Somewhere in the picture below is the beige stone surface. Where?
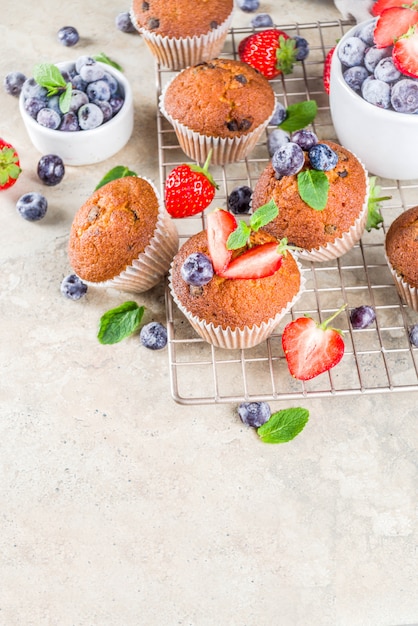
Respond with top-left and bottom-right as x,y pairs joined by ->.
1,2 -> 418,625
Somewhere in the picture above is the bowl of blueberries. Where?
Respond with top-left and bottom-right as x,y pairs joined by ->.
19,55 -> 134,166
329,17 -> 418,181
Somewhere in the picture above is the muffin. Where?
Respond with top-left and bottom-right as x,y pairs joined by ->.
130,0 -> 234,70
68,176 -> 179,293
169,215 -> 304,349
159,58 -> 276,165
252,141 -> 369,262
385,206 -> 418,311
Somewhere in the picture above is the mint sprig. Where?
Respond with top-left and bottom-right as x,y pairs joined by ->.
226,199 -> 278,250
33,63 -> 72,114
257,407 -> 309,444
95,165 -> 138,190
93,52 -> 123,71
279,100 -> 318,133
366,175 -> 390,232
297,169 -> 329,211
98,301 -> 145,344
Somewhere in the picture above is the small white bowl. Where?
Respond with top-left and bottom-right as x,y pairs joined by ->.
19,61 -> 134,166
329,18 -> 418,181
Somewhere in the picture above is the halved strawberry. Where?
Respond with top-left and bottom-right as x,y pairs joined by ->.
373,6 -> 418,48
218,242 -> 282,280
372,0 -> 416,17
206,209 -> 237,274
0,138 -> 21,190
393,24 -> 418,77
238,29 -> 298,79
282,305 -> 346,381
323,46 -> 335,95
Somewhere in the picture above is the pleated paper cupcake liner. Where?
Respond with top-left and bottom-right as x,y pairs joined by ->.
385,254 -> 418,312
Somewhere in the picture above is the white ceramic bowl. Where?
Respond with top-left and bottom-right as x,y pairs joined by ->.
19,61 -> 134,166
329,18 -> 418,181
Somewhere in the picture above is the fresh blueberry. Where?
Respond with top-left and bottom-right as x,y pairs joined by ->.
250,13 -> 274,28
16,192 -> 48,222
356,19 -> 377,46
181,252 -> 214,286
21,77 -> 48,100
374,57 -> 401,83
102,71 -> 119,95
59,111 -> 80,131
79,59 -> 105,83
361,76 -> 391,109
3,71 -> 26,96
237,0 -> 260,12
78,103 -> 104,130
391,79 -> 418,114
227,185 -> 253,214
272,142 -> 304,177
267,128 -> 290,157
238,402 -> 271,428
86,79 -> 111,102
308,143 -> 338,171
139,322 -> 168,350
337,36 -> 367,67
95,100 -> 113,123
36,108 -> 61,129
350,305 -> 376,329
364,46 -> 391,73
115,11 -> 136,33
294,35 -> 310,61
46,95 -> 62,116
269,100 -> 287,126
291,129 -> 318,150
57,26 -> 80,47
69,89 -> 89,113
60,274 -> 88,300
37,154 -> 65,186
109,95 -> 124,115
408,324 -> 418,347
70,74 -> 88,91
343,65 -> 369,91
75,55 -> 96,74
24,96 -> 48,119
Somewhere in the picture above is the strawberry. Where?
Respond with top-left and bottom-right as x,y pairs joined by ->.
392,24 -> 418,77
373,6 -> 418,48
323,46 -> 335,95
218,242 -> 283,279
164,150 -> 218,218
372,0 -> 416,16
282,305 -> 346,381
207,209 -> 236,274
0,138 -> 21,190
238,29 -> 299,79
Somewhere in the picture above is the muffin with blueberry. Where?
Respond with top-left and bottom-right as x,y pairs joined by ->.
159,58 -> 275,165
385,206 -> 418,312
252,138 -> 369,262
130,0 -> 234,70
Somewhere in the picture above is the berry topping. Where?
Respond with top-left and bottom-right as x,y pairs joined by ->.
408,324 -> 418,347
139,322 -> 168,350
57,26 -> 79,47
16,192 -> 48,221
272,142 -> 305,177
3,71 -> 26,97
308,143 -> 338,171
227,185 -> 253,214
238,29 -> 305,79
238,402 -> 271,427
37,154 -> 65,186
206,209 -> 236,274
60,274 -> 88,300
290,129 -> 318,150
181,253 -> 214,286
350,305 -> 376,329
218,242 -> 283,280
0,139 -> 21,190
115,12 -> 136,33
373,7 -> 418,49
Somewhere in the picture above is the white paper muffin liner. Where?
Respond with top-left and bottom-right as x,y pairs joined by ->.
297,160 -> 370,263
159,76 -> 275,165
130,9 -> 233,71
385,253 -> 418,312
168,255 -> 306,350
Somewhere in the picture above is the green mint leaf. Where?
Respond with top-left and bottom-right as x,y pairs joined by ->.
227,220 -> 251,250
93,53 -> 123,71
279,100 -> 318,133
366,176 -> 389,232
98,301 -> 145,345
297,169 -> 329,211
95,165 -> 138,190
257,407 -> 309,444
250,199 -> 278,231
59,83 -> 72,114
33,63 -> 67,90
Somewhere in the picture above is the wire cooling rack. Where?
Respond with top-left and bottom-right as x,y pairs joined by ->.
155,20 -> 418,405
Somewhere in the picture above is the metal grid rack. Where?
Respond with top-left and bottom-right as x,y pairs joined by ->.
155,20 -> 418,405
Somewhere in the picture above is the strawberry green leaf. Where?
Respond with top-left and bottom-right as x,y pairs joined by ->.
276,35 -> 297,75
93,53 -> 123,71
98,301 -> 145,344
257,407 -> 309,443
226,220 -> 251,250
279,100 -> 318,133
95,165 -> 138,190
366,176 -> 389,232
297,169 -> 329,211
250,199 -> 279,231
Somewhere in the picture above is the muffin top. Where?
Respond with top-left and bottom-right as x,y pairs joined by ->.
131,0 -> 233,39
252,141 -> 367,251
385,206 -> 418,287
68,176 -> 160,283
162,58 -> 275,139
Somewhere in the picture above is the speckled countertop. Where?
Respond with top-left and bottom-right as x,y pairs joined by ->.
1,2 -> 417,625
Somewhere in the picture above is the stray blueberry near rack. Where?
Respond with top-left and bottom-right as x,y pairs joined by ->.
115,12 -> 136,33
238,402 -> 271,428
37,154 -> 65,186
227,185 -> 253,214
408,324 -> 418,347
60,274 -> 88,300
57,26 -> 80,47
294,35 -> 310,61
140,322 -> 168,350
350,305 -> 376,329
237,0 -> 260,12
267,128 -> 289,157
250,13 -> 274,28
16,192 -> 48,221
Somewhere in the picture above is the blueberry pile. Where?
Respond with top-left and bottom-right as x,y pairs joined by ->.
338,20 -> 418,113
270,130 -> 338,178
21,56 -> 125,132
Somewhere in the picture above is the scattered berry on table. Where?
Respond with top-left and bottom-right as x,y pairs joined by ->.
57,26 -> 80,47
3,71 -> 26,97
37,154 -> 65,186
0,139 -> 21,191
250,13 -> 274,28
308,143 -> 338,171
227,185 -> 253,214
294,35 -> 310,61
181,253 -> 214,286
238,402 -> 271,427
267,128 -> 290,156
139,322 -> 168,350
60,274 -> 88,300
16,192 -> 47,221
349,305 -> 376,329
269,100 -> 287,126
272,142 -> 305,177
291,129 -> 318,150
391,79 -> 418,113
408,324 -> 418,347
115,11 -> 136,33
237,0 -> 260,12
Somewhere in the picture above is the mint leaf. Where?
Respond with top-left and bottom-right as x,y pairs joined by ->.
98,301 -> 145,344
257,407 -> 309,444
95,165 -> 138,190
227,220 -> 251,250
33,63 -> 67,93
93,53 -> 123,71
279,100 -> 318,133
250,199 -> 278,231
59,83 -> 72,114
297,169 -> 329,211
366,176 -> 389,232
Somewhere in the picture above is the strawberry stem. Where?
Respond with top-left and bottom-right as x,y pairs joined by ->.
189,149 -> 218,189
318,303 -> 347,331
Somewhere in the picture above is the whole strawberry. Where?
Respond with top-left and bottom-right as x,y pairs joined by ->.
323,46 -> 335,95
238,29 -> 303,79
164,150 -> 218,218
0,138 -> 21,190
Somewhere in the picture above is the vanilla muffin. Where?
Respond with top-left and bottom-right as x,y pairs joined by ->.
385,206 -> 418,311
130,0 -> 234,70
160,58 -> 276,165
68,176 -> 179,293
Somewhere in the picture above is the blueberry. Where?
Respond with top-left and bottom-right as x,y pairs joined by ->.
69,89 -> 89,113
308,143 -> 338,171
16,192 -> 48,222
109,95 -> 124,115
46,95 -> 62,116
86,79 -> 111,102
290,129 -> 318,150
237,0 -> 260,12
21,77 -> 48,100
37,154 -> 65,186
24,96 -> 48,118
294,35 -> 310,61
250,13 -> 274,28
78,103 -> 104,130
361,76 -> 391,109
60,274 -> 88,300
408,324 -> 418,347
356,19 -> 377,46
75,55 -> 95,74
115,11 -> 136,33
269,100 -> 287,126
238,402 -> 271,428
139,322 -> 168,350
350,305 -> 376,329
343,65 -> 369,91
181,253 -> 214,286
59,111 -> 80,131
36,107 -> 61,129
364,46 -> 391,73
391,79 -> 418,114
95,100 -> 113,123
267,128 -> 290,157
57,26 -> 80,47
272,142 -> 305,177
338,36 -> 367,67
102,71 -> 119,95
374,57 -> 401,83
3,71 -> 26,96
70,74 -> 88,91
77,58 -> 105,82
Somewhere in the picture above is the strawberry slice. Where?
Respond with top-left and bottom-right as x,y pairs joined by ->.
218,242 -> 283,279
206,209 -> 237,274
373,7 -> 418,48
372,0 -> 415,16
282,305 -> 346,381
323,46 -> 335,95
393,24 -> 418,77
